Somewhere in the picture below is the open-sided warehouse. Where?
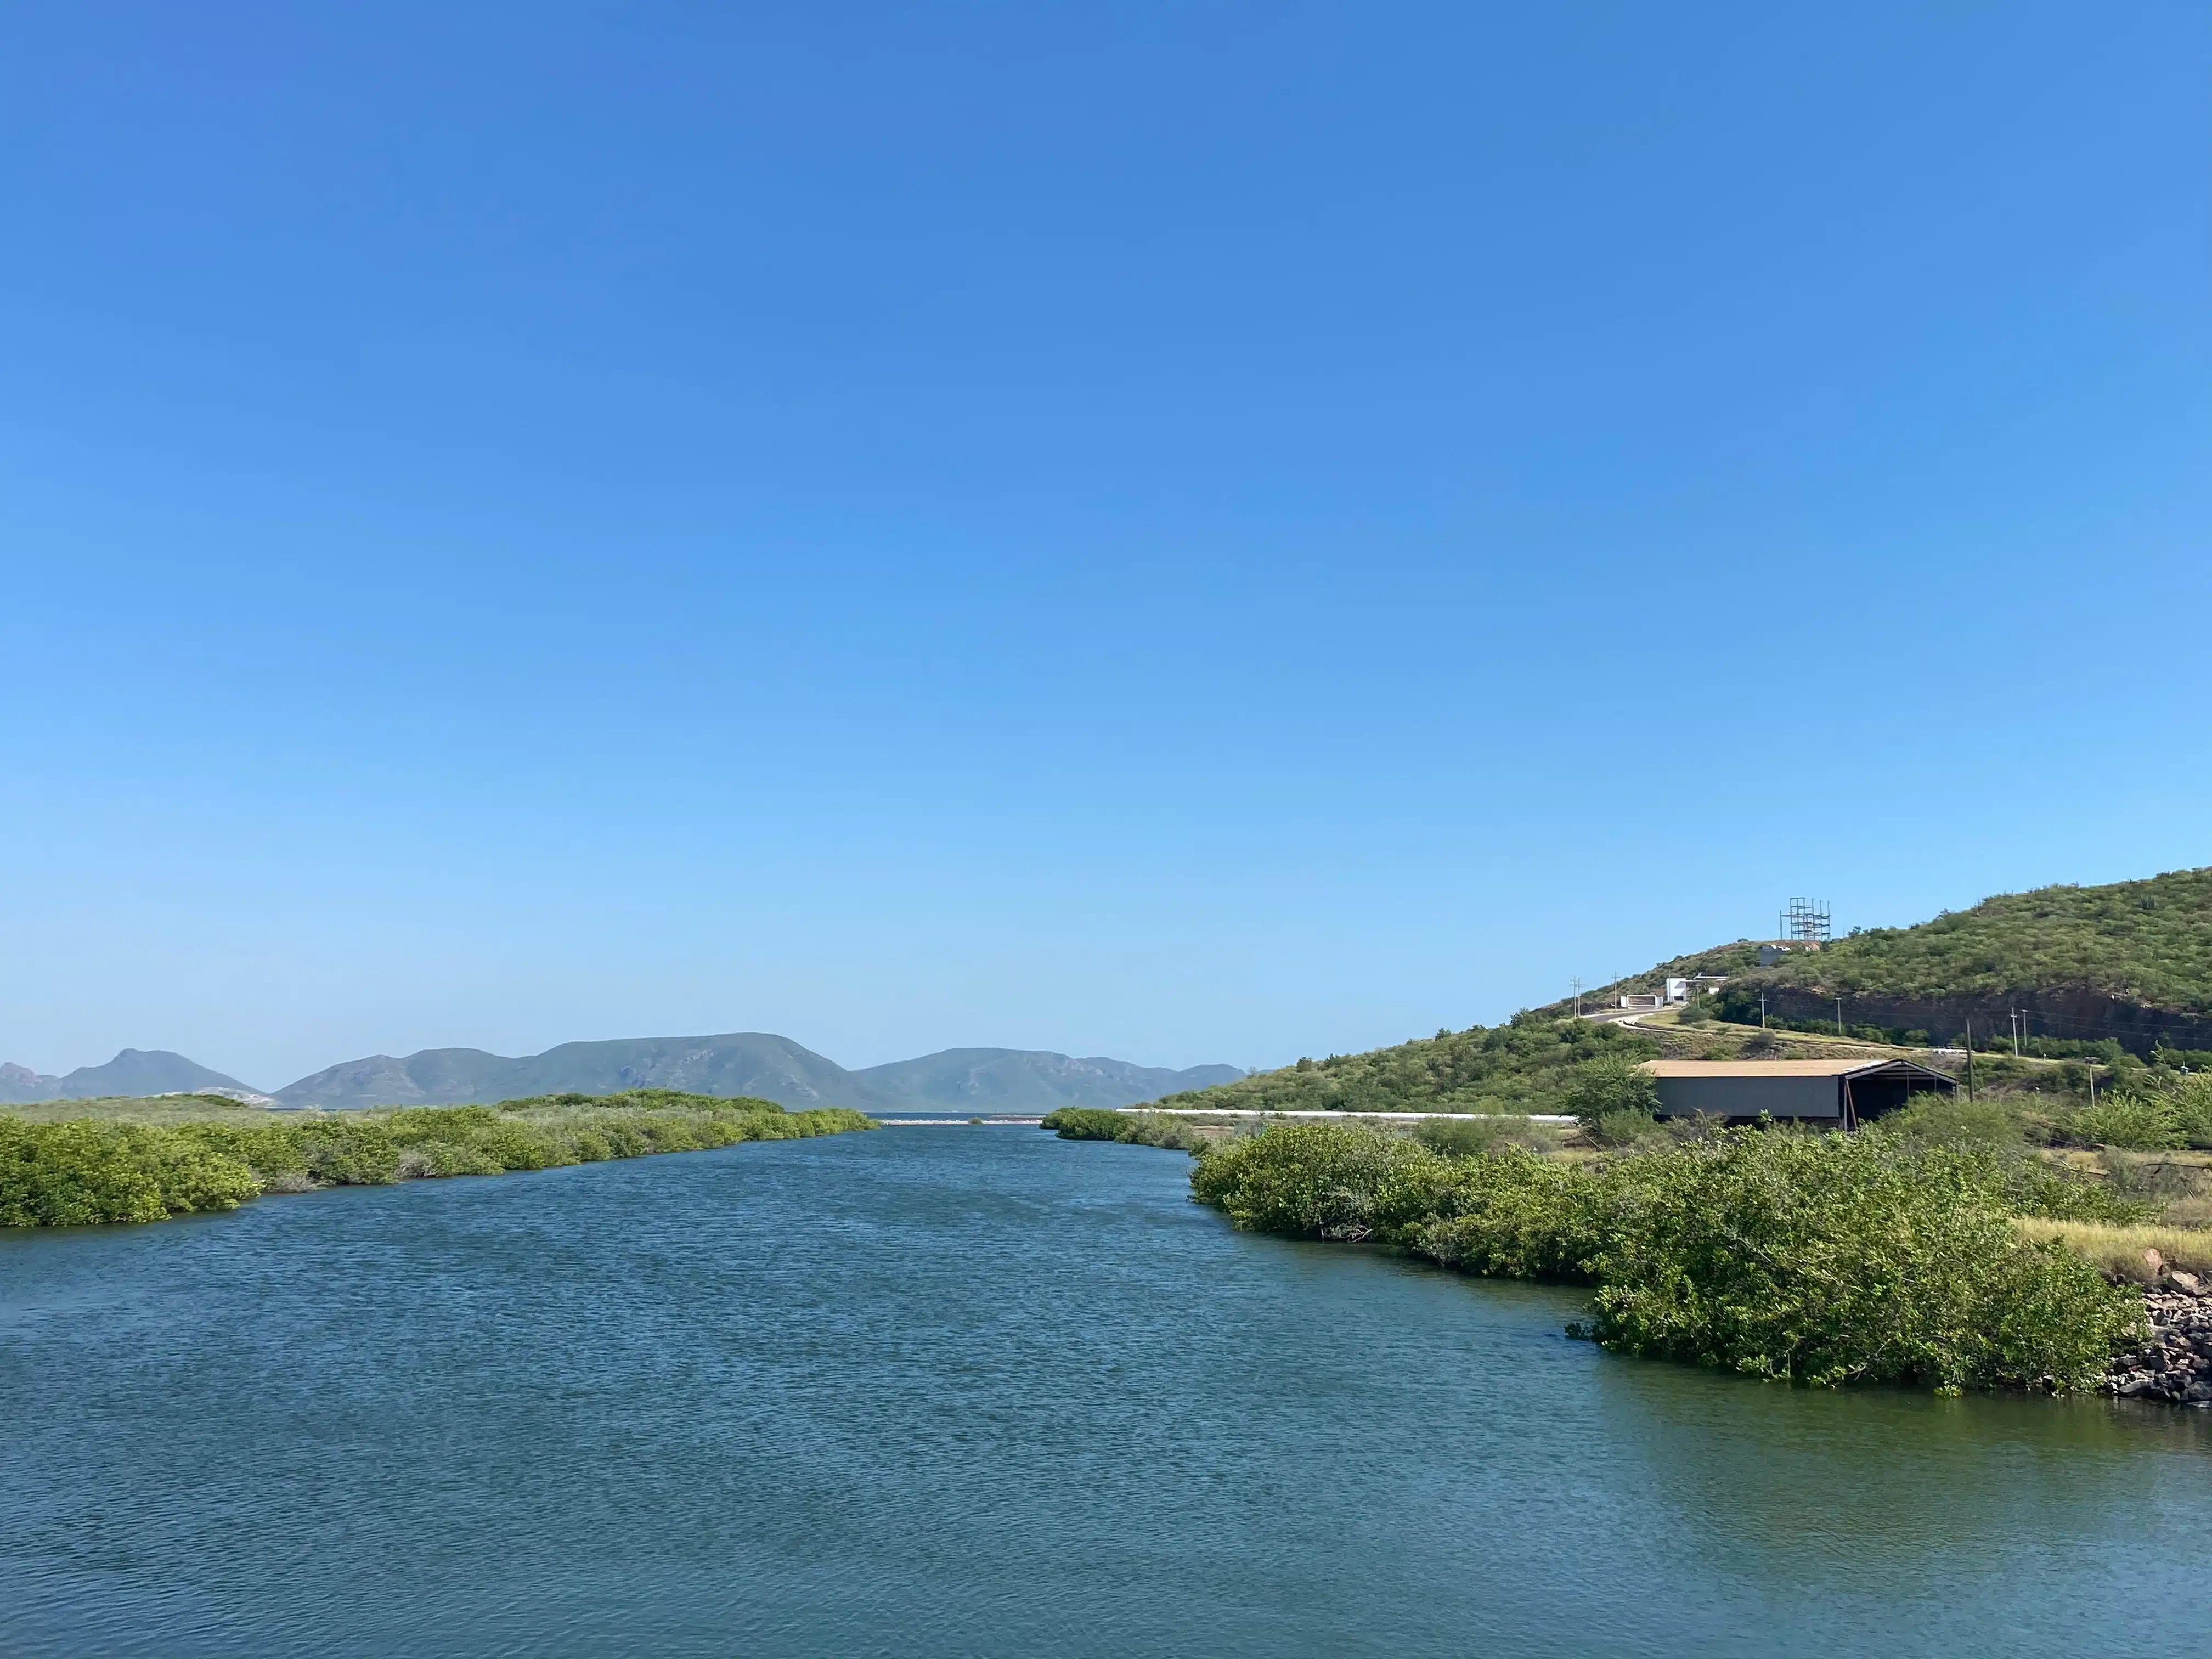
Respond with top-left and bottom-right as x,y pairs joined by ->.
1638,1058 -> 1956,1128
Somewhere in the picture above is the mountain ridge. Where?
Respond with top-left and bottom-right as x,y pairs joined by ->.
851,1048 -> 1243,1111
0,1049 -> 258,1103
0,1035 -> 1244,1113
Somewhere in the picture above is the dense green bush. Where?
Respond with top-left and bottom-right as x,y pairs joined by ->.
2166,1073 -> 2212,1148
1878,1094 -> 2024,1150
2067,1093 -> 2185,1152
1187,1120 -> 2143,1393
1728,866 -> 2212,1015
1,1093 -> 876,1229
1042,1108 -> 1217,1153
1981,1152 -> 2154,1224
0,1121 -> 261,1226
1565,1055 -> 1662,1147
1410,1115 -> 1547,1157
1583,1135 -> 2138,1391
1410,1150 -> 1610,1279
1188,1119 -> 1438,1241
2100,1071 -> 2212,1150
1043,1108 -> 1135,1140
2035,1070 -> 2212,1152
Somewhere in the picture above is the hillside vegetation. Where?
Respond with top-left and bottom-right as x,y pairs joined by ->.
1757,868 -> 2212,1011
0,1091 -> 873,1228
1152,1017 -> 1657,1115
1606,868 -> 2212,1056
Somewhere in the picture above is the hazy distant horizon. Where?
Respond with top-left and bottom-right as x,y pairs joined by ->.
4,1031 -> 1254,1100
5,4 -> 2205,1091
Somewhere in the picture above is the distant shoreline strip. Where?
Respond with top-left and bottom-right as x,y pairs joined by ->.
871,1109 -> 1575,1124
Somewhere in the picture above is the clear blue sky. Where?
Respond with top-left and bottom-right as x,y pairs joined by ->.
4,3 -> 2207,1090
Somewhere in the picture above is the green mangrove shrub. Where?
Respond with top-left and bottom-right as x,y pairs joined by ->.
1,1093 -> 875,1228
1582,1133 -> 2139,1391
0,1120 -> 261,1227
1187,1118 -> 1439,1241
1187,1120 -> 2143,1393
1410,1150 -> 1611,1279
1042,1108 -> 1217,1153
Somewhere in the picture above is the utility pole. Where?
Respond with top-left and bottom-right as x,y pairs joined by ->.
1571,978 -> 1583,1018
2011,1009 -> 2021,1058
1965,1016 -> 1975,1101
1836,997 -> 1845,1037
1760,994 -> 1768,1030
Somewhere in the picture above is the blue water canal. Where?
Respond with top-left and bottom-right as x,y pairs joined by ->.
4,1125 -> 2209,1657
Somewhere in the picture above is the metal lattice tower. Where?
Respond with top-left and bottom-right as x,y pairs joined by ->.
1780,897 -> 1832,944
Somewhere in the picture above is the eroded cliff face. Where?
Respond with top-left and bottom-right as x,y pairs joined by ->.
1753,986 -> 2212,1056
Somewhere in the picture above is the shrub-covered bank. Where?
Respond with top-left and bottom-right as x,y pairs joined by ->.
0,1091 -> 875,1228
1187,1120 -> 2145,1395
1041,1107 -> 1228,1152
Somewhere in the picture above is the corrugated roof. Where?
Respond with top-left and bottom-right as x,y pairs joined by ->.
1639,1059 -> 1942,1079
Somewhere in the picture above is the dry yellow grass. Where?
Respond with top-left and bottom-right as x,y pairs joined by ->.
2014,1218 -> 2212,1283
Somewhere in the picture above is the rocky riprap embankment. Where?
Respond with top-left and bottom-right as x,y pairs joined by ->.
2104,1266 -> 2212,1407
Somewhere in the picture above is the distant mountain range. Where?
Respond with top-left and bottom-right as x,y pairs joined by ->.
0,1034 -> 1244,1114
0,1049 -> 266,1104
849,1047 -> 1233,1112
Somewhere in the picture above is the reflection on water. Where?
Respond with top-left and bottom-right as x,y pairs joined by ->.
1587,1337 -> 2212,1652
2,1129 -> 2206,1659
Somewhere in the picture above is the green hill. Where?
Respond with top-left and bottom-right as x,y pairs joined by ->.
849,1049 -> 1243,1110
1151,1017 -> 1658,1116
1153,865 -> 2212,1116
272,1034 -> 864,1110
1678,868 -> 2212,1057
268,1034 -> 1245,1113
0,1049 -> 262,1104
